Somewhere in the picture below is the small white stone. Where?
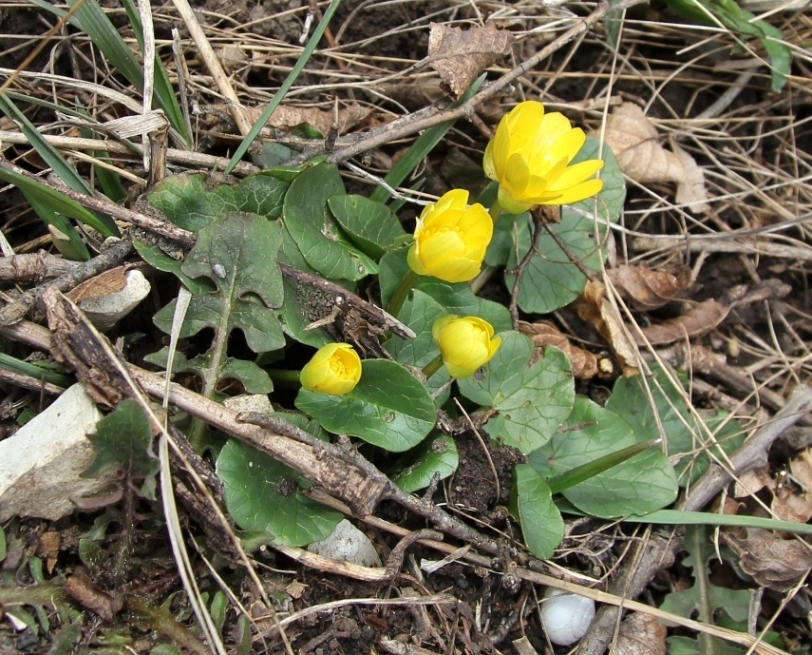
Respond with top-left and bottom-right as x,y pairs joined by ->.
0,384 -> 115,521
307,519 -> 382,567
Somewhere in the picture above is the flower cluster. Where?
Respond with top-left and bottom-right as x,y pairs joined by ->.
307,101 -> 603,386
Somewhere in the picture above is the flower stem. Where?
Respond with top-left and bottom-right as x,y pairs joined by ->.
488,201 -> 503,223
470,264 -> 498,294
386,269 -> 418,318
269,368 -> 303,389
421,354 -> 444,379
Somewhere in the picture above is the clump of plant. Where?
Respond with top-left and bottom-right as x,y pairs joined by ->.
129,98 -> 743,559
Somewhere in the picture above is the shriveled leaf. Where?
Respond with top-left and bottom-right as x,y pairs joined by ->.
529,397 -> 677,517
242,102 -> 371,136
428,23 -> 513,97
510,464 -> 564,559
601,103 -> 709,211
458,332 -> 574,454
283,163 -> 377,281
393,434 -> 459,493
216,439 -> 342,547
771,449 -> 812,524
296,359 -> 436,452
328,194 -> 406,259
154,212 -> 286,354
606,264 -> 692,311
723,527 -> 812,591
574,280 -> 639,374
518,319 -> 614,380
634,299 -> 730,346
83,399 -> 159,500
616,613 -> 667,655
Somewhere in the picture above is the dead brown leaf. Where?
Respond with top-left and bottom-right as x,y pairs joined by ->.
615,612 -> 667,655
428,23 -> 513,97
634,299 -> 730,346
771,449 -> 812,524
723,527 -> 812,591
241,103 -> 371,136
518,320 -> 615,379
68,266 -> 129,304
574,280 -> 639,375
607,264 -> 692,311
601,103 -> 709,212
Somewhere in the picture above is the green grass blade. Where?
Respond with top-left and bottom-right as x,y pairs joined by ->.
225,0 -> 343,174
28,0 -> 188,141
369,74 -> 486,204
0,93 -> 119,237
0,352 -> 73,388
0,163 -> 113,245
25,194 -> 90,261
546,439 -> 661,495
624,508 -> 812,536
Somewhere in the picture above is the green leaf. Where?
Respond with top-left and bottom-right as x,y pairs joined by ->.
328,194 -> 407,259
132,239 -> 214,295
384,290 -> 451,404
393,434 -> 459,493
216,439 -> 342,547
153,212 -> 286,354
379,246 -> 479,315
83,399 -> 159,499
149,349 -> 273,394
283,163 -> 377,281
147,172 -> 289,233
295,359 -> 436,452
507,137 -> 625,314
510,464 -> 564,559
605,364 -> 744,485
621,509 -> 812,536
0,525 -> 6,562
529,397 -> 677,518
457,333 -> 575,454
661,526 -> 752,627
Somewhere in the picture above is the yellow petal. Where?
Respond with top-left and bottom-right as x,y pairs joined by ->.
546,159 -> 604,191
547,178 -> 604,205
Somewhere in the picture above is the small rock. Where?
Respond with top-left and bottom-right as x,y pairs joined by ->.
0,384 -> 116,521
307,519 -> 382,567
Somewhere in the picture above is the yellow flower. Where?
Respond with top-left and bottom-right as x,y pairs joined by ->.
407,189 -> 493,283
432,315 -> 501,379
483,100 -> 604,214
300,343 -> 362,395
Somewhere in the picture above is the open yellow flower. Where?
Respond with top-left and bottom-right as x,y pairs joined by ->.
483,100 -> 604,214
407,189 -> 493,283
432,315 -> 501,379
300,343 -> 362,395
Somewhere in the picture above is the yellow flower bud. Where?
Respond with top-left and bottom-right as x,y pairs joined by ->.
483,100 -> 604,214
300,343 -> 362,395
407,189 -> 493,283
432,315 -> 501,379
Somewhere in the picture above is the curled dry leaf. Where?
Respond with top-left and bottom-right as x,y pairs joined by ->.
601,102 -> 709,212
67,266 -> 151,331
518,320 -> 615,380
722,527 -> 812,591
607,264 -> 692,311
634,299 -> 730,347
428,23 -> 513,97
574,280 -> 639,375
241,102 -> 371,136
771,449 -> 812,524
615,612 -> 667,655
